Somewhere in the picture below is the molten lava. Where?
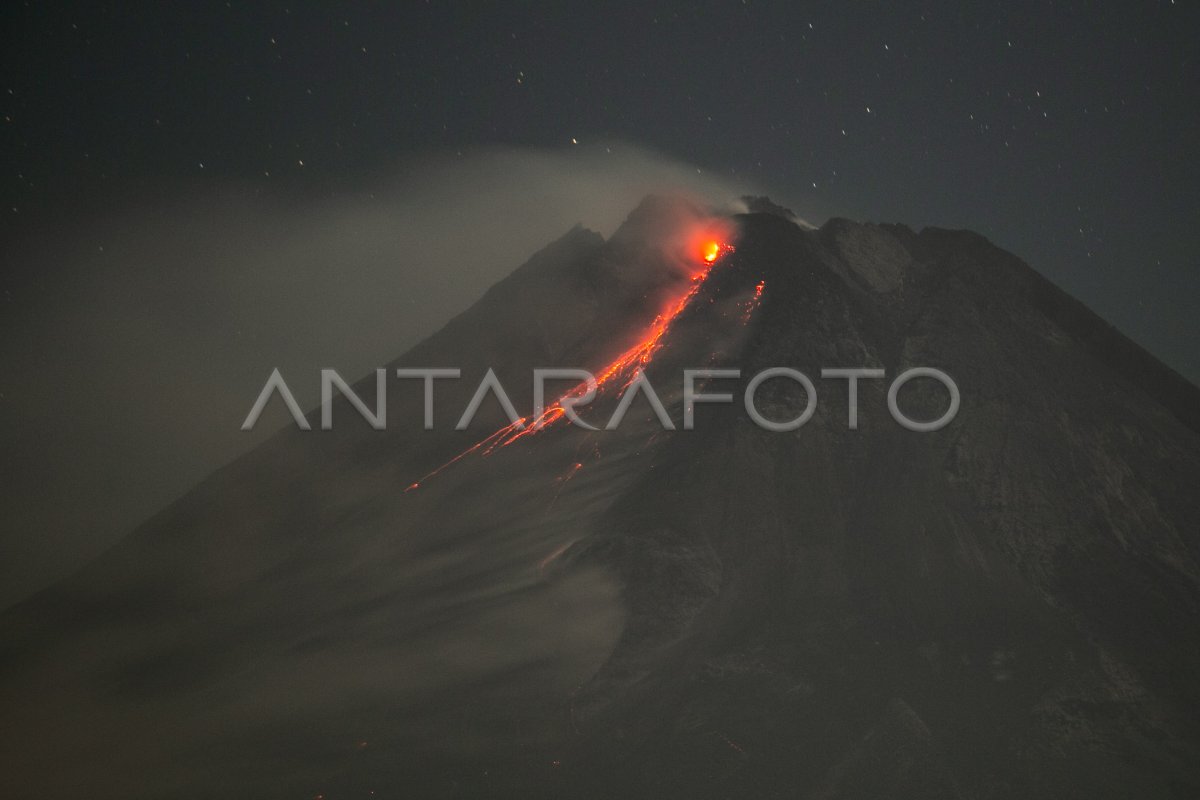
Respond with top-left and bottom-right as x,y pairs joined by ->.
741,279 -> 765,322
404,227 -> 737,493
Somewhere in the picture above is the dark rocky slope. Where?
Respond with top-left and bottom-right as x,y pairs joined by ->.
2,198 -> 1198,799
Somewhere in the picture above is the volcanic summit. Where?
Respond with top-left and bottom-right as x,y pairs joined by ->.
2,196 -> 1198,799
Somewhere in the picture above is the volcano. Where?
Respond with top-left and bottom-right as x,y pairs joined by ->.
2,197 -> 1199,799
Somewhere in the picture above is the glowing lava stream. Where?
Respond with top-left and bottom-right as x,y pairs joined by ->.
741,279 -> 765,322
404,241 -> 735,492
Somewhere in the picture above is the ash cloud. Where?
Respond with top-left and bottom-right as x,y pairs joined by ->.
0,142 -> 759,608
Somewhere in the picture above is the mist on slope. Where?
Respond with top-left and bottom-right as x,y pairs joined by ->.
0,142 -> 762,608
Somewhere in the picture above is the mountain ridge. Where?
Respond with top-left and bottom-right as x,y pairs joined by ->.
1,197 -> 1198,799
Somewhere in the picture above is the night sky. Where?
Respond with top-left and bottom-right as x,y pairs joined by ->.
6,2 -> 1199,374
1,2 -> 1198,603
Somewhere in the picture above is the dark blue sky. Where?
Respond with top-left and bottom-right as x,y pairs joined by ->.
3,1 -> 1198,379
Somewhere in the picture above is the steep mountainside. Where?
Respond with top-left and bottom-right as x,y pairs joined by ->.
2,197 -> 1198,799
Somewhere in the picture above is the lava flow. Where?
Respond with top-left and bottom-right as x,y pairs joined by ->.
741,279 -> 765,322
403,234 -> 735,492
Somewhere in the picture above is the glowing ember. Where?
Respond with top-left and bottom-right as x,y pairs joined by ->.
741,279 -> 765,322
557,461 -> 584,484
404,230 -> 734,491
